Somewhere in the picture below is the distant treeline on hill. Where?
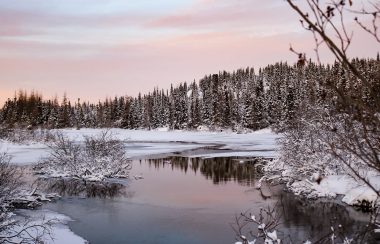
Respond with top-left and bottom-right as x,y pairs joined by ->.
1,58 -> 379,131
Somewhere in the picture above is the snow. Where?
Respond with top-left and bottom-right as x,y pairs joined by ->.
57,128 -> 280,159
13,209 -> 87,244
0,128 -> 279,243
3,127 -> 380,226
0,140 -> 50,165
266,230 -> 280,243
190,150 -> 277,159
2,127 -> 379,208
258,223 -> 266,229
125,142 -> 204,158
1,128 -> 280,165
3,127 -> 378,207
58,128 -> 277,146
289,174 -> 380,206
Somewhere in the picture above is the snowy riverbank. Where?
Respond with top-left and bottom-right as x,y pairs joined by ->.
13,209 -> 87,244
1,127 -> 379,243
265,159 -> 380,208
0,128 -> 280,244
2,127 -> 379,207
1,128 -> 280,165
1,127 -> 379,207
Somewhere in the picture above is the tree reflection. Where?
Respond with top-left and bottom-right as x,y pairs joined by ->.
146,157 -> 262,186
36,178 -> 132,198
277,192 -> 375,243
233,192 -> 376,243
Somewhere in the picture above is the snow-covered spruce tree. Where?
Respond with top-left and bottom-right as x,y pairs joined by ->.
151,88 -> 161,129
36,130 -> 131,181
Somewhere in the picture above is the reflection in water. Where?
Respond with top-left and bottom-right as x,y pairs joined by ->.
145,156 -> 262,186
40,156 -> 377,244
37,178 -> 132,198
278,192 -> 375,243
232,191 -> 376,243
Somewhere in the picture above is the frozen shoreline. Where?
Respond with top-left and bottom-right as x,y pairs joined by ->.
1,128 -> 280,165
14,209 -> 87,244
1,127 -> 378,208
266,159 -> 380,208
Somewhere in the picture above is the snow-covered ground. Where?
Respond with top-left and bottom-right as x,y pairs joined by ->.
267,159 -> 380,207
14,209 -> 87,244
0,128 -> 280,165
289,174 -> 380,206
0,140 -> 50,165
60,128 -> 279,157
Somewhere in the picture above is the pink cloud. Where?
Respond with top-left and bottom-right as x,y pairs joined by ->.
0,8 -> 153,40
145,0 -> 295,31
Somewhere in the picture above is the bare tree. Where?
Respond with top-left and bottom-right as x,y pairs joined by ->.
285,0 -> 380,196
0,153 -> 21,208
0,152 -> 53,243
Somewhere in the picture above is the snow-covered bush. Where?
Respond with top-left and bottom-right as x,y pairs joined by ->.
35,130 -> 131,181
0,211 -> 54,244
265,87 -> 380,211
0,152 -> 55,243
266,105 -> 343,183
0,152 -> 21,210
0,128 -> 56,144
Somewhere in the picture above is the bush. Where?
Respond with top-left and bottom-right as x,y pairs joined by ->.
0,152 -> 21,210
36,130 -> 131,181
0,128 -> 56,144
0,152 -> 54,243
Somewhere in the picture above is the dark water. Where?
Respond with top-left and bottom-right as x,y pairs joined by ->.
44,157 -> 375,244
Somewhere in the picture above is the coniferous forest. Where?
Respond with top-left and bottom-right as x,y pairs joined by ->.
1,58 -> 379,132
1,0 -> 380,243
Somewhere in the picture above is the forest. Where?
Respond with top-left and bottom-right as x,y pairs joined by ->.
1,57 -> 379,133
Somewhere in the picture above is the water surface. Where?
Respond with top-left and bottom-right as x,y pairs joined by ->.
44,157 -> 374,243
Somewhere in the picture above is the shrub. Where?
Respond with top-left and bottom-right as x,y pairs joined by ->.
36,130 -> 131,181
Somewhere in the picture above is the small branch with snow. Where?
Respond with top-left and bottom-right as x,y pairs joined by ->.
231,205 -> 281,244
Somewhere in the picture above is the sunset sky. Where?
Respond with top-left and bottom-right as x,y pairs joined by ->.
0,0 -> 378,105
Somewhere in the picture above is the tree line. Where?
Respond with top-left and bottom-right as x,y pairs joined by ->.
0,57 -> 379,131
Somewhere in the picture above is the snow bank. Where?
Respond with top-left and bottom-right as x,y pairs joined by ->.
58,128 -> 277,146
58,128 -> 280,159
14,209 -> 87,244
1,128 -> 280,164
289,174 -> 380,206
266,152 -> 380,207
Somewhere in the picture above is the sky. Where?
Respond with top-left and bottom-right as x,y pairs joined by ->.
0,0 -> 378,105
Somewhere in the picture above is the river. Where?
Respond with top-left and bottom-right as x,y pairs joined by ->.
42,156 -> 374,244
